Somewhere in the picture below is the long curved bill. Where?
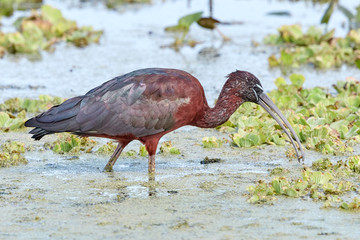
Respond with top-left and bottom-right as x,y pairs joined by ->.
257,93 -> 305,162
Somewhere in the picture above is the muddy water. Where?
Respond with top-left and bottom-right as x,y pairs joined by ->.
1,129 -> 360,239
1,0 -> 360,239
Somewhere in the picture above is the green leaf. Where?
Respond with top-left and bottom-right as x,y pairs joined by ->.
274,77 -> 287,88
268,55 -> 279,67
60,142 -> 72,153
320,0 -> 337,24
0,112 -> 10,126
41,5 -> 63,25
340,202 -> 349,210
272,179 -> 281,194
280,50 -> 293,66
286,188 -> 298,197
289,73 -> 305,88
178,11 -> 203,28
139,145 -> 148,156
355,59 -> 360,69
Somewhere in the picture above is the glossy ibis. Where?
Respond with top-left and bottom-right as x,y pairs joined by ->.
25,68 -> 304,173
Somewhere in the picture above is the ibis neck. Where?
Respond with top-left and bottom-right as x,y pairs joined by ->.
194,93 -> 244,128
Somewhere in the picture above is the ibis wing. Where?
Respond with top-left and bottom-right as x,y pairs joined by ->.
26,68 -> 194,139
75,80 -> 187,137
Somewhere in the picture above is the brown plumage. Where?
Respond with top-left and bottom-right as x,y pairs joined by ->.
25,68 -> 304,173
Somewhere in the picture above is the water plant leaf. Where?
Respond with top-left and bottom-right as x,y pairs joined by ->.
202,136 -> 224,148
51,133 -> 97,154
248,161 -> 359,210
139,145 -> 148,156
0,111 -> 26,131
274,77 -> 287,88
178,11 -> 203,29
164,11 -> 203,49
289,73 -> 305,88
320,0 -> 337,24
96,141 -> 117,155
0,141 -> 27,167
41,4 -> 63,25
160,141 -> 180,155
0,4 -> 103,56
0,95 -> 64,113
264,24 -> 360,70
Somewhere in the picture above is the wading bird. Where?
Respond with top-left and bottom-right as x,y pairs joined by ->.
25,68 -> 304,173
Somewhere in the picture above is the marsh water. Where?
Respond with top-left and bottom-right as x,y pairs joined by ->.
1,0 -> 360,239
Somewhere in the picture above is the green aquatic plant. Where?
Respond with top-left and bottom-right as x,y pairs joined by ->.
340,197 -> 360,210
202,136 -> 224,148
50,133 -> 97,154
0,141 -> 27,167
159,141 -> 180,155
270,167 -> 290,175
123,149 -> 137,157
164,11 -> 203,49
0,4 -> 103,56
347,155 -> 360,173
104,0 -> 151,9
96,141 -> 117,155
264,24 -> 360,71
0,95 -> 64,113
0,110 -> 26,131
220,74 -> 360,155
320,1 -> 360,30
0,0 -> 42,17
247,164 -> 358,210
139,145 -> 148,157
0,95 -> 64,132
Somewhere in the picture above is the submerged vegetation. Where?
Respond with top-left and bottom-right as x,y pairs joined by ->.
247,157 -> 360,211
220,74 -> 360,155
0,4 -> 103,57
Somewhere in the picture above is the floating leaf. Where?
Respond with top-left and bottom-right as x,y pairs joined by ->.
0,4 -> 103,56
289,73 -> 305,88
160,141 -> 180,155
202,136 -> 224,148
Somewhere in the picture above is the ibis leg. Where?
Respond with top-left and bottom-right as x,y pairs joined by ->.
144,138 -> 160,174
148,155 -> 156,174
104,142 -> 126,172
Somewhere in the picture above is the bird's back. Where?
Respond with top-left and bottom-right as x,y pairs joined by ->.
25,68 -> 206,140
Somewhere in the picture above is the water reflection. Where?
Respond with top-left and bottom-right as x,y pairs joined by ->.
105,171 -> 158,198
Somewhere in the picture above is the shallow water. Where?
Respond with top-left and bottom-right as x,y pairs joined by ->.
1,0 -> 359,103
1,129 -> 360,239
1,0 -> 360,239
